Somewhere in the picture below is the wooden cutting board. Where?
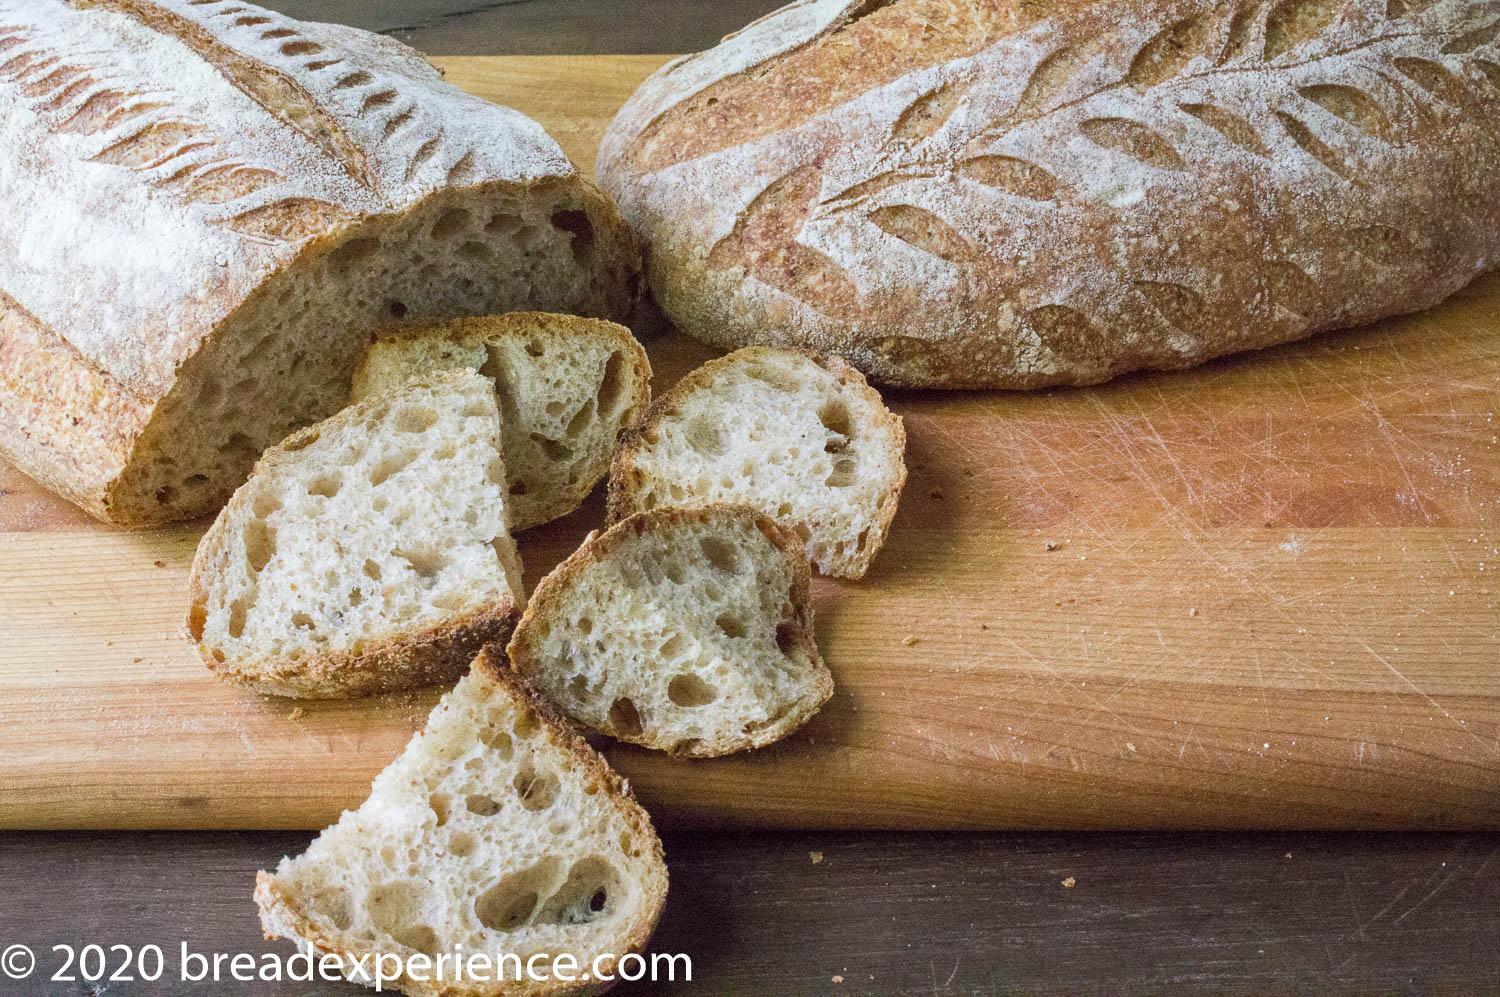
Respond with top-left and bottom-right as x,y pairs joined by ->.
1,56 -> 1496,831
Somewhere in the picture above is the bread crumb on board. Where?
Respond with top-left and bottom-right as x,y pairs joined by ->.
810,850 -> 823,864
1062,876 -> 1077,888
832,976 -> 844,984
287,707 -> 306,721
902,635 -> 920,646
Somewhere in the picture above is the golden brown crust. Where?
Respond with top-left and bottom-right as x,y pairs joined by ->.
606,346 -> 907,580
255,647 -> 668,997
599,0 -> 1500,388
506,503 -> 833,757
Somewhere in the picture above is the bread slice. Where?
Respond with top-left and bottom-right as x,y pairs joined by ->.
350,313 -> 651,531
256,649 -> 668,997
507,504 -> 832,758
608,347 -> 905,579
188,371 -> 524,699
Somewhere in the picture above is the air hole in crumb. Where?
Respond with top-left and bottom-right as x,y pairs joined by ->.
395,406 -> 438,433
395,547 -> 444,579
478,726 -> 513,758
826,457 -> 858,487
668,673 -> 718,707
550,209 -> 595,261
291,611 -> 314,628
568,673 -> 589,698
310,886 -> 353,930
513,766 -> 558,811
775,623 -> 799,654
525,339 -> 545,358
576,616 -> 593,635
228,598 -> 248,639
363,559 -> 382,581
545,401 -> 565,417
388,300 -> 408,318
659,633 -> 687,659
329,238 -> 376,268
716,613 -> 748,639
392,925 -> 438,956
487,457 -> 506,486
608,697 -> 643,738
466,794 -> 501,816
537,857 -> 619,925
474,858 -> 561,932
530,434 -> 572,462
244,518 -> 275,572
509,480 -> 528,495
699,536 -> 740,574
429,793 -> 451,826
513,710 -> 539,739
369,449 -> 416,485
430,208 -> 470,241
449,832 -> 476,857
308,473 -> 341,498
188,604 -> 207,642
684,415 -> 725,457
596,352 -> 626,415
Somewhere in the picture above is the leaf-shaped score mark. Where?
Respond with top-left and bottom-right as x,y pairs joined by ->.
1014,38 -> 1109,118
1080,117 -> 1185,170
891,77 -> 974,142
707,167 -> 860,315
1297,84 -> 1392,140
174,164 -> 282,204
1218,1 -> 1266,64
1179,102 -> 1271,156
1024,304 -> 1117,370
1386,0 -> 1437,16
1347,224 -> 1419,264
1275,111 -> 1363,182
223,197 -> 351,244
1443,18 -> 1500,54
868,204 -> 978,263
1262,259 -> 1320,316
1394,56 -> 1473,106
1135,280 -> 1204,332
92,119 -> 208,170
1126,13 -> 1217,88
957,156 -> 1061,200
1263,0 -> 1338,61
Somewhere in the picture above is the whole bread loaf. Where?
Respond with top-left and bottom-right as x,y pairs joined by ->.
598,0 -> 1500,388
0,0 -> 639,525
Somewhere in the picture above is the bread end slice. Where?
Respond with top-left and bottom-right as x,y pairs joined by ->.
607,347 -> 905,579
508,504 -> 832,758
256,649 -> 667,997
189,372 -> 524,699
351,313 -> 652,531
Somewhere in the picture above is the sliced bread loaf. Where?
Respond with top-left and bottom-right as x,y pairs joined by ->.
257,649 -> 668,997
188,371 -> 524,699
507,504 -> 832,758
608,347 -> 905,579
350,313 -> 651,531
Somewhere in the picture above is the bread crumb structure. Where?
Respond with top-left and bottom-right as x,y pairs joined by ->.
509,504 -> 833,757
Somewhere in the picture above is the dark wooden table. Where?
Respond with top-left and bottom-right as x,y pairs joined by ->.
2,3 -> 1497,994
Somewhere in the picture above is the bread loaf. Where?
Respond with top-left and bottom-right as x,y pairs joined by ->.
0,0 -> 639,525
597,0 -> 1500,388
608,347 -> 905,579
507,504 -> 833,757
188,372 -> 524,699
257,649 -> 668,997
351,313 -> 652,531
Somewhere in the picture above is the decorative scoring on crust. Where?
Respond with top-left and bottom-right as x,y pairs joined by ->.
600,0 -> 1500,387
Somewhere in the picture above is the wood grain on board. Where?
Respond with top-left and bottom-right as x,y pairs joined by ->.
0,56 -> 1495,831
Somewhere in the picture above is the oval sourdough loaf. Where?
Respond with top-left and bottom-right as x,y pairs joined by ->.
0,0 -> 639,525
597,0 -> 1500,388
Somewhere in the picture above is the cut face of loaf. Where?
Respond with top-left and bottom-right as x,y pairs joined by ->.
256,650 -> 668,997
507,504 -> 833,758
188,372 -> 524,699
351,313 -> 652,531
597,0 -> 1500,388
0,0 -> 640,525
608,347 -> 906,578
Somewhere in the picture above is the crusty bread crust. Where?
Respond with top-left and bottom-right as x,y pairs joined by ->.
506,503 -> 833,757
255,648 -> 669,997
598,0 -> 1500,388
607,346 -> 906,579
0,0 -> 640,525
353,312 -> 653,530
